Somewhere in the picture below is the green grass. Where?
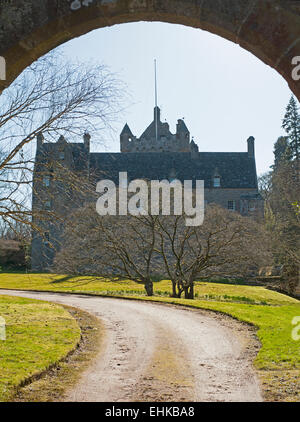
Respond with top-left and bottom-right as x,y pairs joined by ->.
0,295 -> 81,401
0,273 -> 297,306
0,272 -> 299,401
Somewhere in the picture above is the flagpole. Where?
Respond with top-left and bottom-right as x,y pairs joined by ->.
154,59 -> 158,142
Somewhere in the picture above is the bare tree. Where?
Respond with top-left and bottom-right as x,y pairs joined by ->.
258,172 -> 273,203
54,204 -> 272,299
0,49 -> 125,239
155,206 -> 272,299
54,205 -> 162,296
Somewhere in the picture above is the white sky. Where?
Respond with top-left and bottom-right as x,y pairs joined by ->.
60,21 -> 294,176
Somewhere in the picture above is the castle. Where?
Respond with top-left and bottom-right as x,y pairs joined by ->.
31,107 -> 263,270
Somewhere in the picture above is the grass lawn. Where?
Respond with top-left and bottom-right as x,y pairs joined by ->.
0,294 -> 81,401
0,272 -> 299,401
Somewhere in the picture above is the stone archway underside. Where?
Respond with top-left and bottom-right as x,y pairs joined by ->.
0,0 -> 299,98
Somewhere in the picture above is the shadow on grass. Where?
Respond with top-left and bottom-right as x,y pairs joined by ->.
49,275 -> 105,289
196,277 -> 261,286
49,275 -> 81,284
49,274 -> 136,291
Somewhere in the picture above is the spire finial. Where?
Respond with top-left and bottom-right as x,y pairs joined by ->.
154,59 -> 158,109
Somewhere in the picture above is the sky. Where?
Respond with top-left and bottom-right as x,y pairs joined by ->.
60,21 -> 294,176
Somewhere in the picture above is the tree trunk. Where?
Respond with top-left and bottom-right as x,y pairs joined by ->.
177,285 -> 183,298
184,283 -> 194,299
144,278 -> 153,296
171,281 -> 178,298
170,278 -> 184,298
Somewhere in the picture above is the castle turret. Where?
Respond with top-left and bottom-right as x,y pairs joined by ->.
120,123 -> 134,152
190,138 -> 199,159
176,119 -> 190,150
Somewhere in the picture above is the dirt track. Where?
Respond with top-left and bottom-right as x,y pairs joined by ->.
0,290 -> 263,402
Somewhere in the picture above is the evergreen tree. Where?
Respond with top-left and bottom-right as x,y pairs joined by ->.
282,96 -> 300,160
272,136 -> 292,169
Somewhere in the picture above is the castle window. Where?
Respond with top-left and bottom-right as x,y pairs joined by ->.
248,201 -> 256,212
43,175 -> 50,187
213,177 -> 221,188
228,200 -> 236,211
59,151 -> 65,160
169,169 -> 177,182
45,200 -> 51,210
43,231 -> 50,246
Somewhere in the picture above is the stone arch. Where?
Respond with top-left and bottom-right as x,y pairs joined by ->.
0,0 -> 300,99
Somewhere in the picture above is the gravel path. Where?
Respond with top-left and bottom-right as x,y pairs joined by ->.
0,290 -> 263,402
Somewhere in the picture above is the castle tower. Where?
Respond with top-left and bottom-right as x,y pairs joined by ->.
119,107 -> 198,153
120,123 -> 134,153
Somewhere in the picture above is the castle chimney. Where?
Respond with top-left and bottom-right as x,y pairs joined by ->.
84,131 -> 91,151
37,132 -> 44,149
57,135 -> 66,144
247,136 -> 255,158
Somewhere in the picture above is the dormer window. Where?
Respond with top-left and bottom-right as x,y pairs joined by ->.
43,175 -> 50,187
213,177 -> 221,188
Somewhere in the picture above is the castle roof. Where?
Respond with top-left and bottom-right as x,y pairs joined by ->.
34,142 -> 88,172
140,119 -> 173,140
89,151 -> 258,189
121,123 -> 133,137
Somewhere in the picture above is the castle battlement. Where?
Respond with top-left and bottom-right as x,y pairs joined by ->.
120,107 -> 199,154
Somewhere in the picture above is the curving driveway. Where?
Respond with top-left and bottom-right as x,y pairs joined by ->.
0,290 -> 263,402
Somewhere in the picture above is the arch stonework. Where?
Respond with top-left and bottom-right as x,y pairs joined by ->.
0,0 -> 299,98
